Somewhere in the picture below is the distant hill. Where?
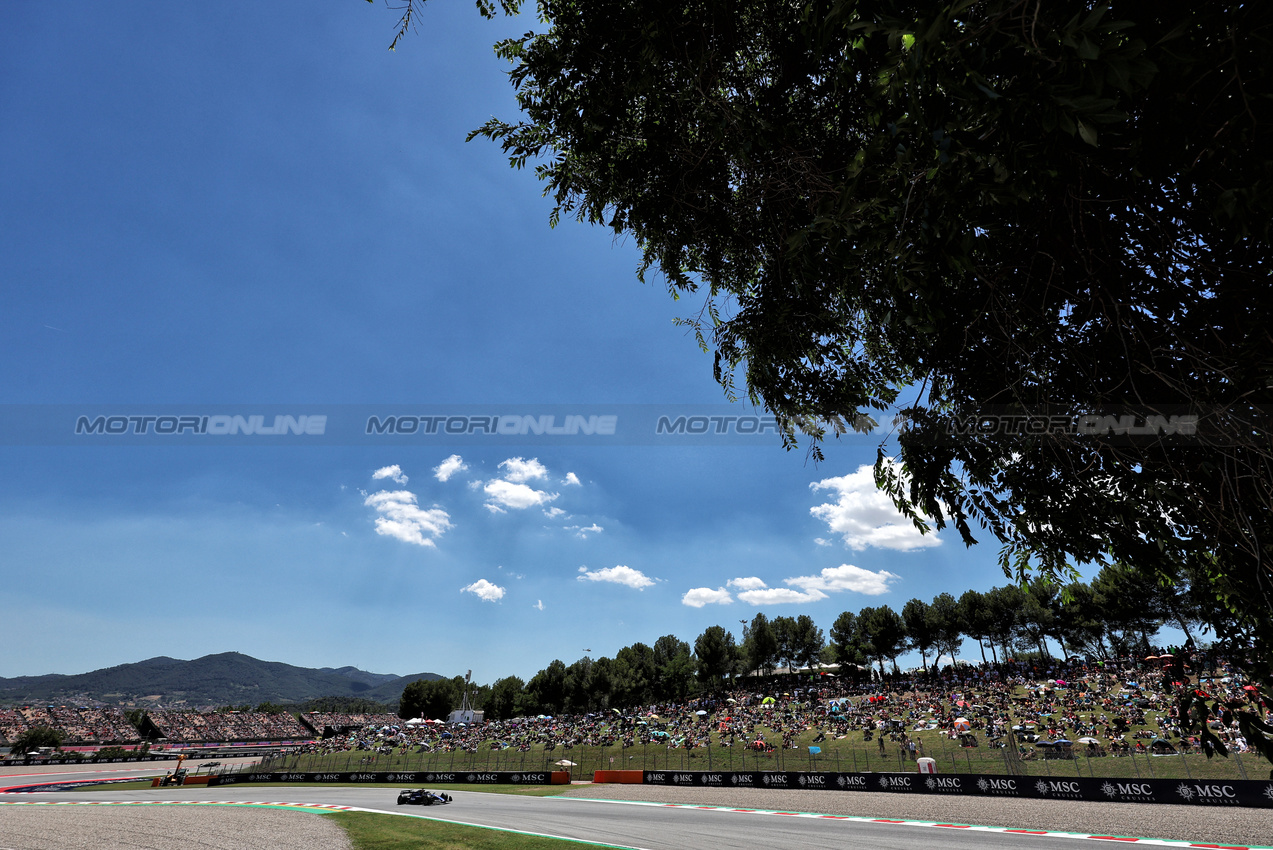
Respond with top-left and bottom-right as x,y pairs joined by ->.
0,652 -> 442,708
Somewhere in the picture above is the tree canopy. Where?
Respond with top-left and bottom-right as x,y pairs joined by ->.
391,0 -> 1273,679
383,0 -> 1273,762
10,726 -> 65,756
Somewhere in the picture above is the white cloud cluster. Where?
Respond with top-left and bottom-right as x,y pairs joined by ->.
372,464 -> 408,485
681,587 -> 734,608
568,523 -> 603,538
809,463 -> 941,551
433,454 -> 468,482
786,563 -> 899,596
732,579 -> 827,606
363,489 -> 452,548
484,479 -> 558,512
577,565 -> 655,589
562,472 -> 581,486
461,579 -> 505,602
681,565 -> 898,608
499,457 -> 548,483
484,457 -> 559,513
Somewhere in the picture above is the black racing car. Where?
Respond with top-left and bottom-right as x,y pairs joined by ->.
397,789 -> 453,806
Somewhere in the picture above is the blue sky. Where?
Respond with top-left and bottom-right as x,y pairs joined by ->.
0,1 -> 1069,685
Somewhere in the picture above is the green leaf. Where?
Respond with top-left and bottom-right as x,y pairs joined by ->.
1077,120 -> 1098,147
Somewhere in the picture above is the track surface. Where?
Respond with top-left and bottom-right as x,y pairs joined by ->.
2,765 -> 1270,850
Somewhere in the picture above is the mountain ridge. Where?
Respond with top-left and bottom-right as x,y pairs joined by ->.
0,652 -> 442,708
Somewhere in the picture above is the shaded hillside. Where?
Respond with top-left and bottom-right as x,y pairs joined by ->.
0,653 -> 442,708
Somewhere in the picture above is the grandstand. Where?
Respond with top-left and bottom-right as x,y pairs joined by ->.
1,707 -> 357,749
299,712 -> 402,737
140,710 -> 310,744
0,706 -> 140,745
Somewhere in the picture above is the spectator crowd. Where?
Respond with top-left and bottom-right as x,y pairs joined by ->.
272,653 -> 1269,766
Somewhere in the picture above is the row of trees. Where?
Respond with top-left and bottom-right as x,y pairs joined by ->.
403,564 -> 1213,720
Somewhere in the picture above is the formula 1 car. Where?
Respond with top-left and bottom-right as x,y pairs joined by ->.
397,789 -> 453,806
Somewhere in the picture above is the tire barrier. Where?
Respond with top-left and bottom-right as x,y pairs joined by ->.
210,770 -> 570,786
638,770 -> 1273,808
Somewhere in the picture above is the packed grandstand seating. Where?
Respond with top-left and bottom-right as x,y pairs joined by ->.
0,706 -> 140,745
300,712 -> 402,734
143,710 -> 310,743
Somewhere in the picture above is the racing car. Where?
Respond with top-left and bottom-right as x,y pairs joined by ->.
397,789 -> 453,806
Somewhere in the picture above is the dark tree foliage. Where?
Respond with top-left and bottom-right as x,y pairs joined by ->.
388,0 -> 1273,768
902,598 -> 937,669
292,696 -> 393,714
11,726 -> 65,756
399,677 -> 457,720
743,612 -> 779,675
828,610 -> 867,670
694,624 -> 737,690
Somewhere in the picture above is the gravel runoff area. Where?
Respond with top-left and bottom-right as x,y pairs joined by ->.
558,783 -> 1273,847
0,805 -> 353,850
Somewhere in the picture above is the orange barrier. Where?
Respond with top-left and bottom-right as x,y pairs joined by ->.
550,770 -> 572,785
592,770 -> 644,784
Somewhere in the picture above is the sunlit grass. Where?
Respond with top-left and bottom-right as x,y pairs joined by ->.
324,811 -> 617,850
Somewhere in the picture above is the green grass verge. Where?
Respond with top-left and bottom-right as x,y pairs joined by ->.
322,810 -> 630,850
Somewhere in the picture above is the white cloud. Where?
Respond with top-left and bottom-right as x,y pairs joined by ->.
534,599 -> 545,611
810,463 -> 941,551
682,587 -> 734,608
814,537 -> 832,547
543,507 -> 566,519
433,454 -> 468,482
363,490 -> 452,547
727,576 -> 768,591
577,565 -> 655,589
562,472 -> 581,486
461,579 -> 505,602
372,464 -> 408,485
568,523 -> 603,538
737,586 -> 829,606
483,479 -> 558,513
785,563 -> 899,596
498,457 -> 548,484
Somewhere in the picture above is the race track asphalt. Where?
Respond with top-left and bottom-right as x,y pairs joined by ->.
2,764 -> 1271,850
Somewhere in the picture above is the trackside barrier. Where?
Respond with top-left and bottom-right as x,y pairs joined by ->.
593,770 -> 644,784
640,770 -> 1273,808
209,770 -> 570,787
